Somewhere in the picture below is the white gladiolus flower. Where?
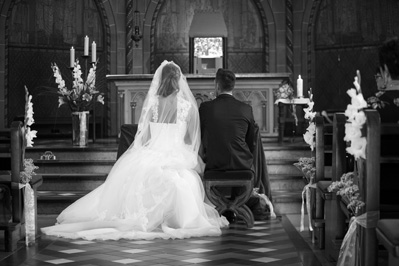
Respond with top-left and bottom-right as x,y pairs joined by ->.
97,95 -> 105,104
344,72 -> 368,159
346,136 -> 367,160
25,127 -> 37,148
51,59 -> 104,112
302,92 -> 316,150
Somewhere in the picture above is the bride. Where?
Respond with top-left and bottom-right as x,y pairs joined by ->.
41,60 -> 228,240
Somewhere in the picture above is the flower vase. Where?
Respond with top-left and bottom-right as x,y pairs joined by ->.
71,111 -> 89,147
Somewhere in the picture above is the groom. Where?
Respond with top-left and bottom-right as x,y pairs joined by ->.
199,68 -> 256,171
199,68 -> 257,222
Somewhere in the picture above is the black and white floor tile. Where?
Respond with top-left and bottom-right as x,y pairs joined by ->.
0,215 -> 339,266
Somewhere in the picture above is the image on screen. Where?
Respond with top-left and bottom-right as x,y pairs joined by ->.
194,37 -> 223,58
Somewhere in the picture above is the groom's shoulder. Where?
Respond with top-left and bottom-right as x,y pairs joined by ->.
199,99 -> 213,110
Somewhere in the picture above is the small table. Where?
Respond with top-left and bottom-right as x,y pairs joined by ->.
275,98 -> 310,143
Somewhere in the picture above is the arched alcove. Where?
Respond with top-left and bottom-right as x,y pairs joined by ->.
149,0 -> 268,74
5,0 -> 113,136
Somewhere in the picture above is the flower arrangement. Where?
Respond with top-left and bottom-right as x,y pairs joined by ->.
293,157 -> 316,184
20,158 -> 39,184
294,156 -> 316,232
344,71 -> 368,160
275,80 -> 294,100
21,87 -> 38,184
51,60 -> 104,112
23,86 -> 37,148
367,91 -> 387,110
328,172 -> 365,216
302,88 -> 316,150
275,79 -> 299,126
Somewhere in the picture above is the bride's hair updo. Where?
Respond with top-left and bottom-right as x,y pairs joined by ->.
157,63 -> 181,97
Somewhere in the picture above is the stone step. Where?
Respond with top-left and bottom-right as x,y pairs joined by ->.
37,189 -> 305,215
266,159 -> 302,175
31,138 -> 310,216
37,173 -> 306,192
269,174 -> 305,191
38,173 -> 107,191
37,190 -> 87,215
25,138 -> 119,161
271,190 -> 303,215
33,160 -> 115,174
263,148 -> 312,160
26,148 -> 117,161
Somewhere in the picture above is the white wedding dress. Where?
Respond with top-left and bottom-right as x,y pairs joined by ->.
41,94 -> 228,240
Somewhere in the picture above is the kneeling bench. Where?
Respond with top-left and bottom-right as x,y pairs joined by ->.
376,219 -> 399,266
203,170 -> 254,228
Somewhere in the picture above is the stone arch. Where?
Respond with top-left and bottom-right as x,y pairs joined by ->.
92,0 -> 114,136
301,0 -> 322,90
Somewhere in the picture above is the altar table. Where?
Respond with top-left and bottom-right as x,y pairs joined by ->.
107,73 -> 291,137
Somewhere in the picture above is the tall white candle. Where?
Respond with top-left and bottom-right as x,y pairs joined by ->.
91,41 -> 96,63
70,46 -> 75,68
297,75 -> 303,98
84,36 -> 89,56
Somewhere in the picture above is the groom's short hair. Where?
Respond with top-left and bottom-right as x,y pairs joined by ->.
216,68 -> 236,92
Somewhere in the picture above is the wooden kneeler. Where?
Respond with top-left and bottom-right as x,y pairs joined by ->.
203,170 -> 254,228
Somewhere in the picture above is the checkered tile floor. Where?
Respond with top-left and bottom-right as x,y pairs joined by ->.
0,215 -> 334,266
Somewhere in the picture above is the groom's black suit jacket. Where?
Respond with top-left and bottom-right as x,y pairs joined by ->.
199,94 -> 256,172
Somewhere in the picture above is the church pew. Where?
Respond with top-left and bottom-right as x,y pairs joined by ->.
349,109 -> 380,266
337,110 -> 399,266
317,112 -> 351,261
0,121 -> 42,251
375,123 -> 399,266
310,114 -> 333,249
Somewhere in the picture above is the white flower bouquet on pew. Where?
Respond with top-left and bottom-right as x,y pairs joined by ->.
293,157 -> 315,184
327,172 -> 365,216
294,156 -> 316,231
21,86 -> 38,184
20,86 -> 39,247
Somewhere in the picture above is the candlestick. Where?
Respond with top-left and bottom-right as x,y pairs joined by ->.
70,46 -> 75,68
91,41 -> 96,63
297,75 -> 303,98
84,36 -> 89,56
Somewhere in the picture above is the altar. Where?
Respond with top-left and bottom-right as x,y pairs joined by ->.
107,73 -> 290,137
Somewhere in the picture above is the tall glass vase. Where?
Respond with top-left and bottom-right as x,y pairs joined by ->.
71,111 -> 89,147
